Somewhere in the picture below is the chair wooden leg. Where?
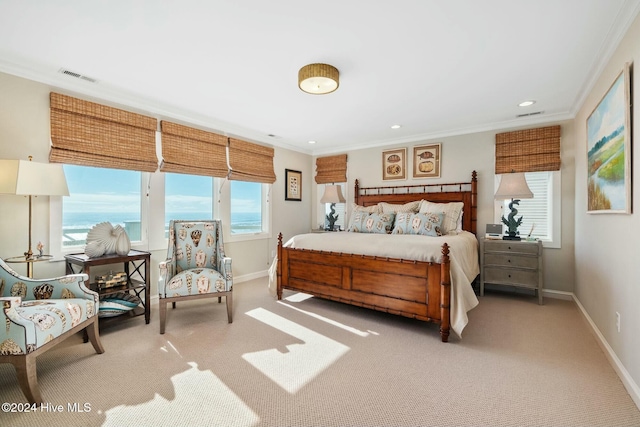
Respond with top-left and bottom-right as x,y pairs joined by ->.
85,318 -> 105,354
226,293 -> 233,323
160,299 -> 167,334
13,354 -> 42,404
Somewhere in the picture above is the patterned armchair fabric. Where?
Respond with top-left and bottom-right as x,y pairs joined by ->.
0,258 -> 104,403
158,220 -> 233,334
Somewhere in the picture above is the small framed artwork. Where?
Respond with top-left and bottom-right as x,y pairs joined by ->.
285,169 -> 302,201
586,62 -> 632,214
382,148 -> 407,180
413,143 -> 441,178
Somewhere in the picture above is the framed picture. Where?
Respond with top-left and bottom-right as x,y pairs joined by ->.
412,143 -> 441,178
285,169 -> 302,201
382,148 -> 407,180
586,62 -> 632,214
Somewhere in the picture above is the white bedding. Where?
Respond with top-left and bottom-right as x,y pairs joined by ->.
270,230 -> 479,338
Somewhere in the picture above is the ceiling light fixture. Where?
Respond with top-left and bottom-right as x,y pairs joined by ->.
298,63 -> 339,95
308,140 -> 317,144
391,124 -> 401,129
518,100 -> 536,107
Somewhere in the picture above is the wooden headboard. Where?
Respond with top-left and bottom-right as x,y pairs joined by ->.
354,170 -> 478,234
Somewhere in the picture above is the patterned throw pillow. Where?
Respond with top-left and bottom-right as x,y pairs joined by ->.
391,212 -> 444,236
348,212 -> 396,234
418,201 -> 463,235
378,200 -> 421,214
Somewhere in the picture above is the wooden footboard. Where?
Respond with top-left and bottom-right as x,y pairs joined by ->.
276,233 -> 451,342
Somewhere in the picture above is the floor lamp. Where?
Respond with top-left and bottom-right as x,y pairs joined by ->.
0,156 -> 69,274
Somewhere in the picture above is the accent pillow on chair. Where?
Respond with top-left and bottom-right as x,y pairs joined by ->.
158,220 -> 233,334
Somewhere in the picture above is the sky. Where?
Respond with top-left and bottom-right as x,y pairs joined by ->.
63,165 -> 261,214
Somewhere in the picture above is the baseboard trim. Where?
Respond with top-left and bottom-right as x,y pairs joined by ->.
234,270 -> 268,284
572,293 -> 640,410
542,289 -> 573,300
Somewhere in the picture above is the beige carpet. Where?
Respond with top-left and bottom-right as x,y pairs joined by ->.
1,278 -> 639,427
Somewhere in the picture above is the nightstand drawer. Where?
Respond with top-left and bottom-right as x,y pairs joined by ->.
484,253 -> 538,269
484,241 -> 540,255
483,267 -> 538,288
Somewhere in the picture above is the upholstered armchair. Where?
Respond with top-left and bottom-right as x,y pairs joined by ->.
158,220 -> 233,334
0,258 -> 104,403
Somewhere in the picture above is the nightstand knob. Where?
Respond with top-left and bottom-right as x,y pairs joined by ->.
508,259 -> 511,263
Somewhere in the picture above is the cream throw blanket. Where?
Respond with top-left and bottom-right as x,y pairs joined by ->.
269,231 -> 480,338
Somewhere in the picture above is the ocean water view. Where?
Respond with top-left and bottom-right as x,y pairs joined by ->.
62,212 -> 262,246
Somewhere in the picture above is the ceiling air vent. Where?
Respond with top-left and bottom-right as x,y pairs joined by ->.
58,68 -> 98,83
516,111 -> 544,118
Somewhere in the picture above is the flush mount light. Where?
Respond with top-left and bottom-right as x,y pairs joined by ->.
308,140 -> 317,144
391,124 -> 401,129
518,100 -> 536,107
298,63 -> 339,95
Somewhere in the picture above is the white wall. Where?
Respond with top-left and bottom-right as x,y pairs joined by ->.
0,71 -> 312,291
574,12 -> 640,398
317,123 -> 576,293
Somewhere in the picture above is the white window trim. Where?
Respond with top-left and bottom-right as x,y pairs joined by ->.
50,171 -> 151,259
219,179 -> 272,243
493,170 -> 561,249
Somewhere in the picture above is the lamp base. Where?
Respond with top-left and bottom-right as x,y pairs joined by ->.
502,235 -> 521,241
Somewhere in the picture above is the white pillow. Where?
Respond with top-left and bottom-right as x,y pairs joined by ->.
418,200 -> 464,235
378,200 -> 421,214
351,203 -> 381,214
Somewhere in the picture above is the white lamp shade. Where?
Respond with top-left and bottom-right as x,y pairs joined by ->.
494,172 -> 532,200
320,185 -> 346,204
0,159 -> 69,196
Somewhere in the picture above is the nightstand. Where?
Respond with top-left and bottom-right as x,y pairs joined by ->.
480,239 -> 543,304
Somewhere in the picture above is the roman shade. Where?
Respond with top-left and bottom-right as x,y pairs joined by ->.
227,138 -> 276,183
495,125 -> 561,174
315,154 -> 348,184
160,121 -> 228,177
49,92 -> 158,172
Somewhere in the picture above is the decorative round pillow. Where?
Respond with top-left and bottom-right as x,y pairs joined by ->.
98,292 -> 141,318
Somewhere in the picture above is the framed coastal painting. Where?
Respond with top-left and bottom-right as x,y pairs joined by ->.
413,143 -> 441,178
285,169 -> 302,201
586,62 -> 632,214
382,148 -> 407,180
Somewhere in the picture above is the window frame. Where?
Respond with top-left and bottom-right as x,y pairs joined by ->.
218,179 -> 272,243
493,170 -> 561,249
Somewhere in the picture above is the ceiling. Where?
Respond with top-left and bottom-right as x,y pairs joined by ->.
0,1 -> 638,155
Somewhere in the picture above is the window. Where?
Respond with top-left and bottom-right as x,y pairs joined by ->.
323,183 -> 346,231
230,181 -> 265,234
62,165 -> 142,247
165,173 -> 214,236
494,171 -> 561,248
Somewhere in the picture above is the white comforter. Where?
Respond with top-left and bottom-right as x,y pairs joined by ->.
270,230 -> 479,338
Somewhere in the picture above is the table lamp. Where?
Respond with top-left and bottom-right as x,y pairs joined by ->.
0,156 -> 69,262
320,184 -> 346,231
494,172 -> 532,240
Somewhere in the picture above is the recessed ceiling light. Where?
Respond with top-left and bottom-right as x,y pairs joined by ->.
518,100 -> 536,107
391,124 -> 401,129
308,140 -> 317,144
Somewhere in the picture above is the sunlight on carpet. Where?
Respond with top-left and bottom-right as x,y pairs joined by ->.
243,308 -> 349,393
102,362 -> 259,427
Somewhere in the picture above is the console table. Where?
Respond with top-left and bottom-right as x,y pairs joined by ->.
65,250 -> 151,324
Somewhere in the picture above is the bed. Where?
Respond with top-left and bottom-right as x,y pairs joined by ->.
276,171 -> 479,342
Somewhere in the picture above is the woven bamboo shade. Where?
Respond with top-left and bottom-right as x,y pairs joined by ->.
227,138 -> 276,183
495,125 -> 561,174
160,121 -> 228,177
315,154 -> 348,184
49,93 -> 158,172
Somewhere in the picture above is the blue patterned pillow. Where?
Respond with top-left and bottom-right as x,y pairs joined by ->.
392,212 -> 444,236
348,212 -> 395,234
